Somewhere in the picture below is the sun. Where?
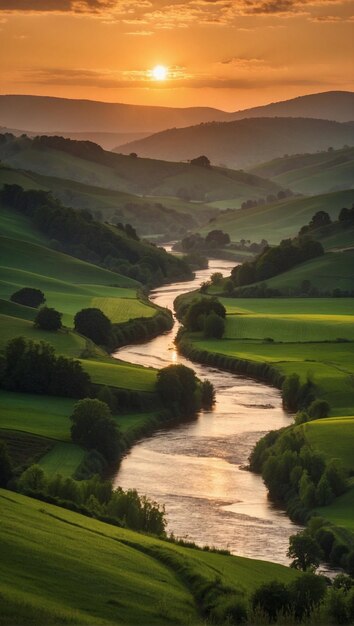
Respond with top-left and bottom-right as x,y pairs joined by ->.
151,65 -> 168,81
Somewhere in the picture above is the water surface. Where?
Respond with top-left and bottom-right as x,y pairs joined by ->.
113,257 -> 301,564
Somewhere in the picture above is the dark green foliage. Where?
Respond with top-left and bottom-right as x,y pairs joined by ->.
0,441 -> 13,487
156,364 -> 198,415
34,307 -> 62,331
252,581 -> 290,622
74,307 -> 112,346
327,588 -> 350,624
282,373 -> 301,412
17,468 -> 166,535
2,337 -> 90,398
203,312 -> 225,339
288,572 -> 327,620
97,385 -> 117,412
10,287 -> 45,308
205,229 -> 230,247
200,379 -> 215,409
287,531 -> 323,571
1,184 -> 192,287
70,398 -> 121,463
308,399 -> 330,419
184,297 -> 226,332
231,236 -> 324,287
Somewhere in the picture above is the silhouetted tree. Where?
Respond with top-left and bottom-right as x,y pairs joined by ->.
74,308 -> 112,346
11,287 -> 45,308
34,307 -> 62,331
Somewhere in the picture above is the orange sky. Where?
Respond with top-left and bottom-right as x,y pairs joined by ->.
0,0 -> 353,110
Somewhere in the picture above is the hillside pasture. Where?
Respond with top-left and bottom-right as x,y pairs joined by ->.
0,489 -> 298,626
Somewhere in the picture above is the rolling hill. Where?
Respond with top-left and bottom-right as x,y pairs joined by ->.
249,146 -> 354,195
200,190 -> 354,244
0,135 -> 284,234
0,91 -> 353,142
117,117 -> 354,169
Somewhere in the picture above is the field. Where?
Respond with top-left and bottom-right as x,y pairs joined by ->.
0,489 -> 298,626
249,147 -> 354,195
199,190 -> 354,244
258,250 -> 354,293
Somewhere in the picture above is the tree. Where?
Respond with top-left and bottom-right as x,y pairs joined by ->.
70,398 -> 121,463
288,572 -> 326,621
203,312 -> 225,339
74,308 -> 112,346
10,287 -> 45,308
19,464 -> 46,492
156,364 -> 198,414
205,230 -> 230,247
0,441 -> 13,487
252,581 -> 290,622
308,399 -> 330,419
200,379 -> 216,409
184,297 -> 226,332
287,531 -> 323,571
282,373 -> 300,411
316,474 -> 334,506
34,307 -> 62,331
190,155 -> 210,168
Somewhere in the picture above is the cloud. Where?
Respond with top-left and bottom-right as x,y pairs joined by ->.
0,0 -> 351,28
23,65 -> 331,91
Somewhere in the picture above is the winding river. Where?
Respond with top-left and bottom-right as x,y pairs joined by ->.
113,257 -> 301,566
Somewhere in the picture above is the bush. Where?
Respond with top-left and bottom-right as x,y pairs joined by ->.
288,572 -> 327,621
70,398 -> 121,463
203,312 -> 225,339
200,379 -> 215,409
252,581 -> 290,622
0,441 -> 13,487
308,399 -> 330,419
2,337 -> 90,398
10,287 -> 45,308
74,308 -> 112,346
34,307 -> 62,331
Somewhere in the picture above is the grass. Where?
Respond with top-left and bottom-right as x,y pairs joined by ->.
302,416 -> 354,473
0,489 -> 297,626
38,443 -> 86,477
91,296 -> 156,323
249,146 -> 354,195
259,250 -> 354,293
199,190 -> 354,244
315,482 -> 354,532
81,358 -> 157,391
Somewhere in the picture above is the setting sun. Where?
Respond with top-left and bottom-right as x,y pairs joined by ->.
151,65 -> 168,81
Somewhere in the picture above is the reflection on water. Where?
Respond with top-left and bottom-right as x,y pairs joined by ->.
112,257 -> 301,565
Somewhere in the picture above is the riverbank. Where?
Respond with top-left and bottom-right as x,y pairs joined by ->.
174,294 -> 354,572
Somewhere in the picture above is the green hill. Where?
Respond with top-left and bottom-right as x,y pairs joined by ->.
257,249 -> 354,294
118,117 -> 354,170
0,489 -> 297,626
0,134 -> 282,217
249,147 -> 354,195
199,190 -> 354,244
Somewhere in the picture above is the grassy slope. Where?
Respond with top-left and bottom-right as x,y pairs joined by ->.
249,147 -> 354,195
0,489 -> 297,626
0,207 -> 160,479
199,190 -> 354,244
184,296 -> 354,532
0,141 -> 280,203
257,249 -> 354,293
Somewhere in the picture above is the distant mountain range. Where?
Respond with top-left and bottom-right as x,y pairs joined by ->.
0,91 -> 353,146
117,117 -> 354,169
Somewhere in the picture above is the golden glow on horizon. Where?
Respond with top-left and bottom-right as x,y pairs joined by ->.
151,65 -> 168,81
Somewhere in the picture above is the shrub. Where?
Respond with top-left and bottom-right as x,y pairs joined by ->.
308,399 -> 330,419
70,398 -> 121,463
0,441 -> 13,487
252,581 -> 290,622
288,572 -> 327,621
10,287 -> 45,308
200,379 -> 215,409
74,308 -> 112,346
34,307 -> 62,331
203,312 -> 225,339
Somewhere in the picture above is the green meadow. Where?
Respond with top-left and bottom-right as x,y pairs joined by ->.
182,295 -> 354,538
199,190 -> 354,243
249,147 -> 354,195
0,489 -> 297,626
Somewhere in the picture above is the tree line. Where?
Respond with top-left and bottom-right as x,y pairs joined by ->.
0,184 -> 192,287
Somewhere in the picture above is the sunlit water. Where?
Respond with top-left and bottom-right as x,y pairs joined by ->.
112,255 -> 302,565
